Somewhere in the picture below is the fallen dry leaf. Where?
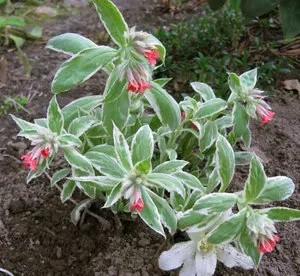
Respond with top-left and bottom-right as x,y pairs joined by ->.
0,58 -> 7,88
35,6 -> 58,17
283,79 -> 300,97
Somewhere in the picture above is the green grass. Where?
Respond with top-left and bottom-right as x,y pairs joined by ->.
155,7 -> 294,99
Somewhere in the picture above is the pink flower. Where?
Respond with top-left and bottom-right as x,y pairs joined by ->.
129,188 -> 145,213
256,103 -> 275,125
41,147 -> 50,158
130,198 -> 145,213
21,146 -> 50,172
258,235 -> 280,253
144,49 -> 160,65
21,153 -> 38,172
127,79 -> 152,94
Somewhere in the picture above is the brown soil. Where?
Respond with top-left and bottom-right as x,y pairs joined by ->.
0,1 -> 300,275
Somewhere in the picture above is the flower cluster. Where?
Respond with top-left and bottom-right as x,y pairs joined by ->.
21,146 -> 50,172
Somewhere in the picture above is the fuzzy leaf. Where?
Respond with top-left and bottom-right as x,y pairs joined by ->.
113,124 -> 133,171
145,82 -> 181,130
58,134 -> 82,148
216,134 -> 235,192
52,46 -> 117,93
46,33 -> 97,55
147,188 -> 177,234
208,212 -> 246,244
245,156 -> 266,202
64,148 -> 94,175
71,198 -> 91,225
62,95 -> 103,128
260,207 -> 300,222
47,96 -> 64,135
92,0 -> 128,46
251,176 -> 295,204
131,125 -> 154,166
61,180 -> 76,203
146,173 -> 185,198
195,98 -> 227,119
103,182 -> 123,208
190,82 -> 216,101
51,168 -> 71,186
199,121 -> 218,152
139,186 -> 165,237
68,116 -> 96,137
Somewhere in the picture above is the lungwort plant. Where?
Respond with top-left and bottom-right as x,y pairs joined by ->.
12,0 -> 300,275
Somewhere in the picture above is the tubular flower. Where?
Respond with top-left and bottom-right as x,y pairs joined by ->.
129,188 -> 145,213
256,103 -> 275,125
144,49 -> 160,65
126,68 -> 152,94
21,146 -> 50,172
258,235 -> 280,254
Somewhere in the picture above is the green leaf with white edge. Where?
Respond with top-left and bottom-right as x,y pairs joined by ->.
246,101 -> 257,118
170,191 -> 185,211
195,98 -> 227,119
259,207 -> 300,222
70,176 -> 118,192
134,158 -> 152,175
193,193 -> 237,214
233,102 -> 249,137
240,68 -> 257,90
144,34 -> 166,64
174,171 -> 205,193
139,185 -> 165,237
146,173 -> 185,198
241,126 -> 251,148
71,198 -> 91,225
62,95 -> 103,129
208,212 -> 246,244
131,125 -> 154,165
178,211 -> 218,230
199,120 -> 218,152
102,85 -> 130,135
190,82 -> 216,102
103,182 -> 123,208
113,124 -> 133,171
92,0 -> 128,46
239,224 -> 261,265
47,96 -> 64,135
11,114 -> 43,131
86,123 -> 108,139
228,73 -> 243,96
68,116 -> 96,137
154,78 -> 172,87
152,160 -> 188,174
47,33 -> 98,55
215,115 -> 232,130
235,152 -> 254,166
145,82 -> 180,130
206,168 -> 220,194
146,188 -> 177,234
85,152 -> 127,179
87,144 -> 116,158
245,155 -> 266,202
50,168 -> 71,186
34,118 -> 48,128
216,134 -> 235,192
61,180 -> 76,203
58,134 -> 82,148
52,46 -> 117,93
64,147 -> 94,175
102,67 -> 127,103
251,176 -> 295,204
